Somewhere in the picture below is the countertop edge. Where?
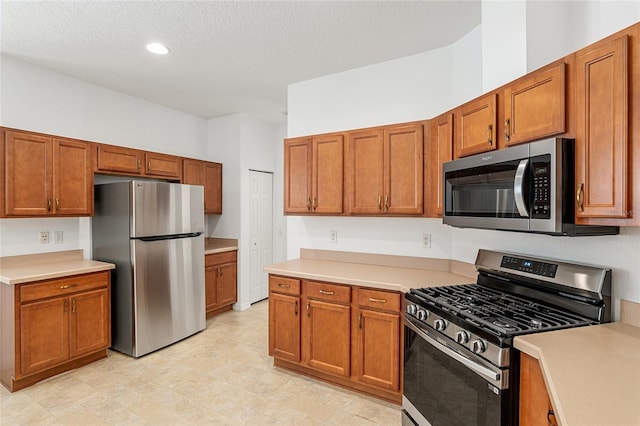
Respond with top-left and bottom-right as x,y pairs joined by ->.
1,261 -> 115,285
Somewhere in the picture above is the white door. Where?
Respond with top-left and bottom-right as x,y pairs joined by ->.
249,170 -> 273,304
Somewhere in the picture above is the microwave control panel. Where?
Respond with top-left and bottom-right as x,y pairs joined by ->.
532,160 -> 551,219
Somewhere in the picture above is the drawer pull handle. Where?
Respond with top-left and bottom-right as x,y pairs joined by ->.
137,159 -> 141,172
384,194 -> 389,212
64,300 -> 68,314
576,183 -> 584,213
504,119 -> 510,142
306,197 -> 311,210
72,299 -> 76,313
487,124 -> 493,146
59,284 -> 77,289
278,284 -> 291,288
47,198 -> 52,212
318,290 -> 334,295
294,301 -> 298,315
148,160 -> 152,170
368,297 -> 387,303
306,302 -> 310,317
378,195 -> 382,211
358,312 -> 363,329
55,198 -> 60,210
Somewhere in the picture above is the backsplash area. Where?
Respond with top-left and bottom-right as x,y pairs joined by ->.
0,217 -> 90,258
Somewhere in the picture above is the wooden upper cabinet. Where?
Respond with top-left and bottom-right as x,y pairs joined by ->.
3,130 -> 92,217
575,35 -> 629,220
312,134 -> 344,214
384,124 -> 424,215
183,159 -> 222,215
182,158 -> 205,186
455,93 -> 497,158
430,113 -> 454,217
284,135 -> 344,214
347,129 -> 384,214
204,162 -> 222,214
347,123 -> 423,215
504,61 -> 566,146
284,137 -> 313,213
145,152 -> 182,180
95,144 -> 143,174
53,139 -> 93,216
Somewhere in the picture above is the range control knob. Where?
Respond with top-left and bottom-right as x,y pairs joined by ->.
416,309 -> 429,321
472,339 -> 487,354
406,304 -> 417,315
434,319 -> 447,331
455,331 -> 470,345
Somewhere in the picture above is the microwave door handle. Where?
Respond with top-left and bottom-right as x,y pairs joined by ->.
514,159 -> 529,218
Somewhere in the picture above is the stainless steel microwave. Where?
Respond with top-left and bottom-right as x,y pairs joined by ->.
442,137 -> 618,236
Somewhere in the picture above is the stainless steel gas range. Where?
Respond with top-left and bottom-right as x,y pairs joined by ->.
402,249 -> 611,426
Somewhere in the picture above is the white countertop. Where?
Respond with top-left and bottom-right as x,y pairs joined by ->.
515,300 -> 640,426
0,250 -> 115,285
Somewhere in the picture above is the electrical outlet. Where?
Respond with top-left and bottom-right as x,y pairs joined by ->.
330,230 -> 338,243
421,233 -> 431,248
40,231 -> 50,244
54,231 -> 63,244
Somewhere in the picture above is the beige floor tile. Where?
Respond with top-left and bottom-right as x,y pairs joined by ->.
0,300 -> 401,425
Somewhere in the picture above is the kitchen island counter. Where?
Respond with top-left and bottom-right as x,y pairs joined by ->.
0,250 -> 114,285
514,300 -> 640,426
264,249 -> 476,293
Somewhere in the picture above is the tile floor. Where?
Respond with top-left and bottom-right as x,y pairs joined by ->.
0,300 -> 401,425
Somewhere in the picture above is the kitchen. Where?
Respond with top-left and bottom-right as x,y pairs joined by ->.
1,1 -> 640,425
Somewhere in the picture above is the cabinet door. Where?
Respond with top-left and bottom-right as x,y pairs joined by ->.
575,35 -> 629,219
95,144 -> 143,174
145,152 -> 182,179
520,353 -> 555,426
384,124 -> 423,215
430,113 -> 453,217
312,134 -> 344,214
204,162 -> 222,214
183,159 -> 205,186
303,299 -> 350,377
347,129 -> 384,214
269,293 -> 301,362
216,262 -> 237,307
354,309 -> 400,391
69,288 -> 110,358
456,93 -> 497,158
20,298 -> 69,376
284,138 -> 312,213
205,265 -> 218,314
53,139 -> 93,216
504,61 -> 566,146
4,131 -> 52,216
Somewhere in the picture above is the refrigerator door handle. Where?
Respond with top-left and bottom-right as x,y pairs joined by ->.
136,232 -> 203,242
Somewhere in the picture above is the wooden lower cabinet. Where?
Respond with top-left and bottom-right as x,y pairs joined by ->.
268,275 -> 402,403
205,250 -> 237,317
0,271 -> 111,392
520,352 -> 557,426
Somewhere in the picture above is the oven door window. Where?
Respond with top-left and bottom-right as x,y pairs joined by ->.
404,326 -> 509,426
444,159 -> 530,219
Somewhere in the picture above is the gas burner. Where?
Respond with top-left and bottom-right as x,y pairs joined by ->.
487,317 -> 519,330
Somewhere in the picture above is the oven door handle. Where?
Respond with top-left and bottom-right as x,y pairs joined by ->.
514,159 -> 529,218
405,318 -> 501,383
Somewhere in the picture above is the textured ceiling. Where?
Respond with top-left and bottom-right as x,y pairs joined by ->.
1,1 -> 481,124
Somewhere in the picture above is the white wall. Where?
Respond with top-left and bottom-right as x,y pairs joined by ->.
0,55 -> 208,259
286,1 -> 640,319
207,113 -> 283,310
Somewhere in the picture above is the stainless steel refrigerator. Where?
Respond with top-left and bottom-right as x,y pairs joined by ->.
92,180 -> 205,357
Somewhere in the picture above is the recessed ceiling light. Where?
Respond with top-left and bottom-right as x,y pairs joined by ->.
146,42 -> 170,55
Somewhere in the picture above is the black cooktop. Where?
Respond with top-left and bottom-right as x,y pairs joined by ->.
410,284 -> 594,337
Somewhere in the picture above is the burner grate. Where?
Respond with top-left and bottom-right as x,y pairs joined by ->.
412,284 -> 593,336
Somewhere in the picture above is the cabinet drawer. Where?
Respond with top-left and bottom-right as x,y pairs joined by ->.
20,271 -> 110,303
358,288 -> 400,313
269,276 -> 301,296
205,250 -> 237,267
304,281 -> 350,304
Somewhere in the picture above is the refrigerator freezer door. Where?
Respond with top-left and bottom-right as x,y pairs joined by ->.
131,181 -> 204,238
131,234 -> 205,357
